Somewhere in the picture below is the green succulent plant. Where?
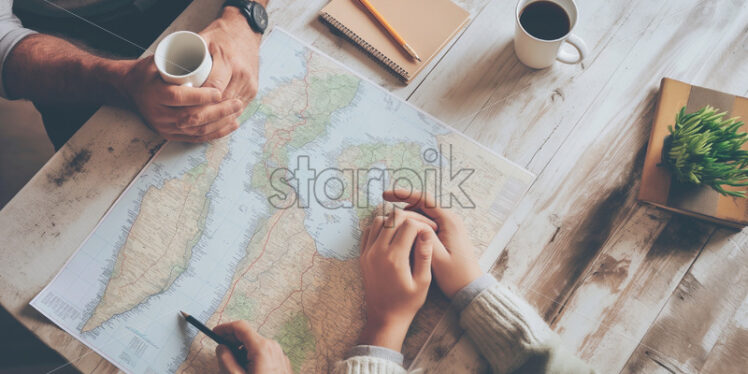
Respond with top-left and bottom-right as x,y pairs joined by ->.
661,105 -> 748,198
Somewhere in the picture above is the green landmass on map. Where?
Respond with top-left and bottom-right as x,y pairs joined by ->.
274,312 -> 316,372
337,142 -> 429,220
81,141 -> 229,332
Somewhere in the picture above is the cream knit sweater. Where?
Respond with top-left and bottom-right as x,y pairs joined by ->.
333,275 -> 594,374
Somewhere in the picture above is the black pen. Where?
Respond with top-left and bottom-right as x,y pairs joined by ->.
179,311 -> 248,364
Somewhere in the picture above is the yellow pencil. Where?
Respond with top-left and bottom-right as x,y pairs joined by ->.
358,0 -> 421,62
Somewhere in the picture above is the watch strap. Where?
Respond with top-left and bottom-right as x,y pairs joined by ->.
224,0 -> 267,34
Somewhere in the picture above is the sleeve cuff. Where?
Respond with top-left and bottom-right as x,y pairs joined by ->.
459,281 -> 556,373
451,273 -> 497,312
0,27 -> 37,99
346,345 -> 404,366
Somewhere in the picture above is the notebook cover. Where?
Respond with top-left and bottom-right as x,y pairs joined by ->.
320,0 -> 470,82
638,78 -> 748,228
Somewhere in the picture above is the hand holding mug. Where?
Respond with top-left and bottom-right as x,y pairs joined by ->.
199,6 -> 262,109
124,31 -> 243,143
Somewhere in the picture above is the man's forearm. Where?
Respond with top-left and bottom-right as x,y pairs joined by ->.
3,33 -> 134,105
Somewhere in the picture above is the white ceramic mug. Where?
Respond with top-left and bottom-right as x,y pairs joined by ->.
514,0 -> 587,69
154,31 -> 213,87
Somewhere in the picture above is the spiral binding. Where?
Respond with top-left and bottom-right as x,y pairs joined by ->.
320,12 -> 410,81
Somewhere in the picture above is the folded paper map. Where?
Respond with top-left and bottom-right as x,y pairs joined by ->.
31,29 -> 534,373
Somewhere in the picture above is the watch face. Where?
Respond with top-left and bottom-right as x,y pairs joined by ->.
250,3 -> 268,32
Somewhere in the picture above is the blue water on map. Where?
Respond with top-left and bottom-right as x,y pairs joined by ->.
31,30 -> 451,374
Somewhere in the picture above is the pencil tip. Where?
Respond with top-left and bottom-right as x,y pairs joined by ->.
180,311 -> 188,318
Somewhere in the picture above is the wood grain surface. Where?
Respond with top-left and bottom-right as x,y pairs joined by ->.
0,0 -> 746,373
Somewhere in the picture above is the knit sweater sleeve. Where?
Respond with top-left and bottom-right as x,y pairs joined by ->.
332,356 -> 407,374
458,275 -> 595,374
332,345 -> 408,374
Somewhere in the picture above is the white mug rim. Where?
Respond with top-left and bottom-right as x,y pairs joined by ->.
515,0 -> 578,43
154,31 -> 208,79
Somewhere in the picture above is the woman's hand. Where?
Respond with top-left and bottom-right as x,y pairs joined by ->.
358,208 -> 435,352
383,189 -> 483,298
213,320 -> 292,374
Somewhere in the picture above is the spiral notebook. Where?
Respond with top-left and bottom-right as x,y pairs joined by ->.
320,0 -> 470,83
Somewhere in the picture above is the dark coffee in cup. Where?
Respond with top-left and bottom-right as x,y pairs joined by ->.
519,1 -> 570,40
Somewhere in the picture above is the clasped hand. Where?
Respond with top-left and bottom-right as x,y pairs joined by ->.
211,189 -> 483,372
357,207 -> 437,351
357,189 -> 484,351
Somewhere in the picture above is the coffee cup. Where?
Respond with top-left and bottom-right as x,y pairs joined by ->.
514,0 -> 587,69
154,31 -> 213,87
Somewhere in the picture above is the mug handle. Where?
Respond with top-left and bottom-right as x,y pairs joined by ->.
181,82 -> 194,87
557,34 -> 587,64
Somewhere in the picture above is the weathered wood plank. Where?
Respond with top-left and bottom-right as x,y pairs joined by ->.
0,109 -> 161,374
408,0 -> 646,167
700,296 -> 748,374
410,194 -> 717,373
490,0 -> 748,339
407,0 -> 661,367
620,230 -> 748,374
552,212 -> 715,370
410,0 -> 748,371
547,9 -> 748,372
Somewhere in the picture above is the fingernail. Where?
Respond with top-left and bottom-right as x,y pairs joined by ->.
419,231 -> 430,242
212,90 -> 222,101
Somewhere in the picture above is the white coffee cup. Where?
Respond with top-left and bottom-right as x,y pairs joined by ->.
514,0 -> 587,69
154,31 -> 213,87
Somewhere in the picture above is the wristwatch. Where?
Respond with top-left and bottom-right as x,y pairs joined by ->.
224,0 -> 269,34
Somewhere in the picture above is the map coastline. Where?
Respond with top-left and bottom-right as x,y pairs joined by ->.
30,28 -> 535,374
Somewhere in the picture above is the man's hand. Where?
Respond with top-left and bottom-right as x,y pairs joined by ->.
121,57 -> 244,142
122,0 -> 268,143
357,208 -> 435,352
200,5 -> 263,107
383,189 -> 483,298
3,28 -> 251,144
213,320 -> 292,374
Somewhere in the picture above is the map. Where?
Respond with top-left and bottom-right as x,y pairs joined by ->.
31,29 -> 534,374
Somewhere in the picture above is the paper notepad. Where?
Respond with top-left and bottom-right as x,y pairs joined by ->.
320,0 -> 470,83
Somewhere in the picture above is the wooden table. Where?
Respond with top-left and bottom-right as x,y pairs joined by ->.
1,0 -> 746,372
